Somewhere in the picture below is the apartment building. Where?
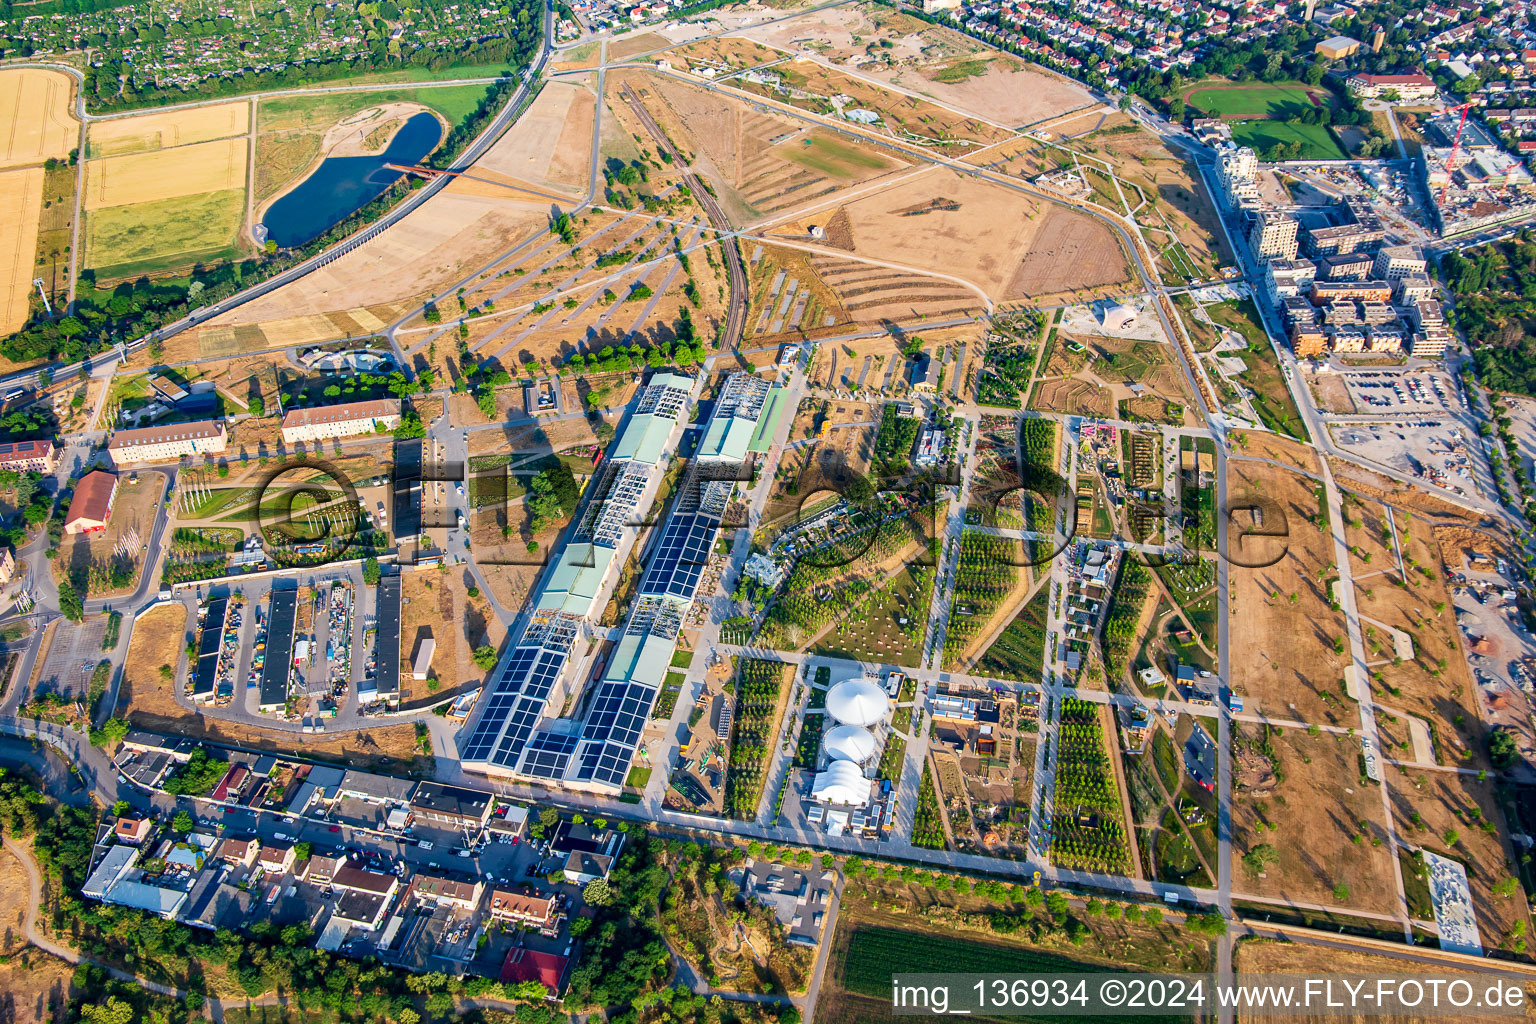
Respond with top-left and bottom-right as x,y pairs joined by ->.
279,398 -> 402,445
1319,251 -> 1375,281
1249,211 -> 1299,262
1306,223 -> 1385,257
1311,281 -> 1393,304
1291,329 -> 1329,359
0,439 -> 57,473
1265,258 -> 1317,300
1395,273 -> 1435,304
489,890 -> 559,930
1373,245 -> 1429,280
1346,72 -> 1438,102
108,420 -> 226,464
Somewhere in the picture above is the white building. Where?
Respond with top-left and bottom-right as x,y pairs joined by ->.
825,678 -> 890,727
280,398 -> 401,444
108,420 -> 226,464
1265,258 -> 1317,301
1345,72 -> 1438,102
1250,212 -> 1299,263
1216,144 -> 1260,207
1373,245 -> 1427,280
810,759 -> 870,806
822,725 -> 879,765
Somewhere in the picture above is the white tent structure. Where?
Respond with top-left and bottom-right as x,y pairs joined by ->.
825,678 -> 890,727
822,724 -> 878,765
810,759 -> 869,806
1100,302 -> 1136,330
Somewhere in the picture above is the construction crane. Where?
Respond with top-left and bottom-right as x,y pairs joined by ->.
1438,101 -> 1475,207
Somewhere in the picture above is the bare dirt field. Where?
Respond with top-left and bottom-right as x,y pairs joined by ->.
87,101 -> 250,158
1384,763 -> 1530,950
827,168 -> 1048,300
1229,721 -> 1397,914
0,943 -> 74,1024
0,69 -> 76,169
1228,432 -> 1320,475
470,81 -> 592,195
117,646 -> 429,771
121,603 -> 188,706
1007,205 -> 1130,300
1227,460 -> 1352,726
1233,940 -> 1532,1023
736,5 -> 1090,126
84,136 -> 247,210
62,470 -> 166,599
210,194 -> 547,333
400,566 -> 504,706
0,167 -> 45,335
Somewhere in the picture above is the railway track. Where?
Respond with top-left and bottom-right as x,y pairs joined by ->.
618,82 -> 748,350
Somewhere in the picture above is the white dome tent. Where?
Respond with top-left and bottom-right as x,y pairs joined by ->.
822,724 -> 879,765
824,678 -> 890,727
810,759 -> 870,806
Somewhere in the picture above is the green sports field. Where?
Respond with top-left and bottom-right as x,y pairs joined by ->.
1184,82 -> 1324,120
1230,120 -> 1345,161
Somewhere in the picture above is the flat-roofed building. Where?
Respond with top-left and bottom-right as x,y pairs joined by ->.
1412,330 -> 1451,359
333,889 -> 391,931
108,420 -> 226,464
1330,325 -> 1369,352
1374,245 -> 1428,280
280,399 -> 401,445
1315,35 -> 1361,60
0,439 -> 57,473
1311,280 -> 1392,304
1265,258 -> 1316,300
1396,273 -> 1434,304
1249,211 -> 1298,262
409,783 -> 493,830
1306,223 -> 1384,257
1291,329 -> 1329,359
1319,251 -> 1374,281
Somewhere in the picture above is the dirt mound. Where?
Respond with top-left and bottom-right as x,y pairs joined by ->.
892,197 -> 961,216
1234,744 -> 1275,793
821,207 -> 855,250
1435,524 -> 1505,571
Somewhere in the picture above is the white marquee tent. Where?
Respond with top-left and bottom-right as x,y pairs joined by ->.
825,678 -> 890,727
822,724 -> 879,765
810,758 -> 870,806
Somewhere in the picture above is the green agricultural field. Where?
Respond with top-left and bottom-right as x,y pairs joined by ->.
1184,81 -> 1324,120
1230,120 -> 1345,161
85,188 -> 246,282
834,925 -> 1191,1024
778,132 -> 891,179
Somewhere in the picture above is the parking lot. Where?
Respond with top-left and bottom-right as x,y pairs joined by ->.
1330,420 -> 1493,500
1452,571 -> 1536,770
1336,369 -> 1465,416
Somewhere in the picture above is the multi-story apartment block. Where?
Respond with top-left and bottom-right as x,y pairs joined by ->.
1291,328 -> 1329,359
1265,258 -> 1317,300
1250,211 -> 1298,262
1319,251 -> 1375,280
1311,281 -> 1393,304
1373,245 -> 1428,280
0,439 -> 57,473
1395,273 -> 1435,304
1346,72 -> 1438,102
1306,223 -> 1385,257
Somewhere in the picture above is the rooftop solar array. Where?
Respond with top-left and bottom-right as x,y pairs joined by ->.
258,590 -> 297,710
714,373 -> 772,421
392,439 -> 422,542
461,370 -> 725,790
191,598 -> 227,700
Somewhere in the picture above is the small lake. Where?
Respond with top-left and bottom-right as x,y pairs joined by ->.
262,111 -> 443,249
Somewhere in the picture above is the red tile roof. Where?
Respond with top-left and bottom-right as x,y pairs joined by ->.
67,470 -> 117,529
498,948 -> 568,994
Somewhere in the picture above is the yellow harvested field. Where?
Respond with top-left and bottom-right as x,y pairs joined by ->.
0,168 -> 44,335
471,81 -> 591,194
84,137 -> 248,210
211,191 -> 546,325
0,69 -> 76,169
87,101 -> 250,158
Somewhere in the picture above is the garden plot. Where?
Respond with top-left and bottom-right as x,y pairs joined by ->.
807,254 -> 980,327
813,564 -> 934,667
1229,722 -> 1398,915
1226,460 -> 1352,726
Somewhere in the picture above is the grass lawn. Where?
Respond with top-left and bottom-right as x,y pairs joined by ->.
1230,120 -> 1345,161
811,566 -> 932,668
1184,81 -> 1325,120
85,188 -> 246,281
1201,299 -> 1307,440
778,132 -> 891,179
